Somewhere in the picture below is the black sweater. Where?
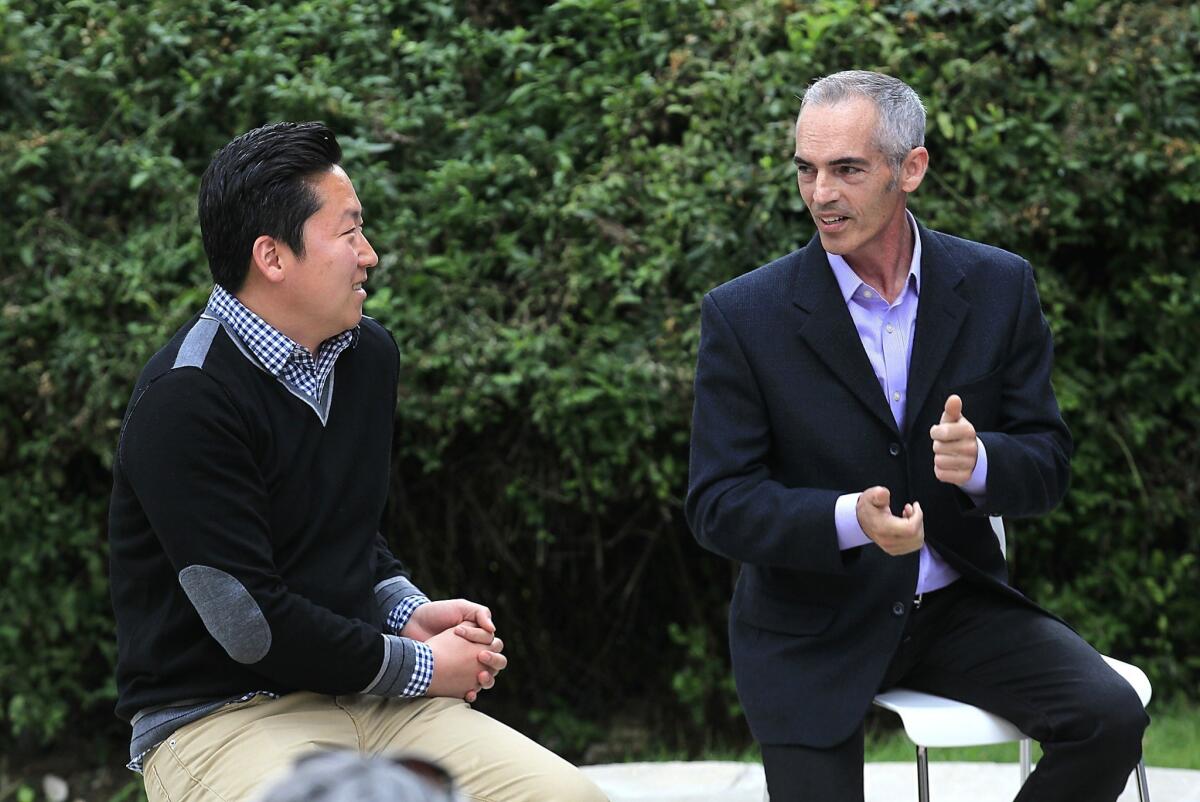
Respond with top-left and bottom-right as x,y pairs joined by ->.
108,312 -> 421,724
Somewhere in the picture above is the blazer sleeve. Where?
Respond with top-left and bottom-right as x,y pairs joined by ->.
972,261 -> 1073,518
685,292 -> 847,574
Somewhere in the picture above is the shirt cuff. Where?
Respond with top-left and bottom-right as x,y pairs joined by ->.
957,437 -> 988,505
385,595 -> 430,635
400,642 -> 434,697
361,634 -> 433,697
835,493 -> 873,550
375,576 -> 426,626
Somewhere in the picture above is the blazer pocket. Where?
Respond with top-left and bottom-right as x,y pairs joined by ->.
737,593 -> 835,637
951,364 -> 1002,395
946,367 -> 1003,430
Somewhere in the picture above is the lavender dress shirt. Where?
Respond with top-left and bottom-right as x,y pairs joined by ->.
829,212 -> 987,593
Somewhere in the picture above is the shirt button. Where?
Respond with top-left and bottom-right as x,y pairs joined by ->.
889,442 -> 901,456
886,323 -> 895,333
892,391 -> 901,402
892,601 -> 906,616
863,290 -> 874,299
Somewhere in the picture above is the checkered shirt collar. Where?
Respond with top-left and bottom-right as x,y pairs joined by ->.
205,284 -> 359,378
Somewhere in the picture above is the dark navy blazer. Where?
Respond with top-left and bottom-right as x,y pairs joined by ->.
685,221 -> 1072,747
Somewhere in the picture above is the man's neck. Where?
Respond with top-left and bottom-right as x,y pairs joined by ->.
843,209 -> 914,304
235,285 -> 319,356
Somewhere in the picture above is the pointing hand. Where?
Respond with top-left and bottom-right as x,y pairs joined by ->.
930,394 -> 978,485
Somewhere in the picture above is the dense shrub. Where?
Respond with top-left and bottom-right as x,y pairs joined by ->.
1,0 -> 1197,759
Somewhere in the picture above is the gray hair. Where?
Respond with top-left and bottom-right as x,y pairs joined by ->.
800,70 -> 927,174
257,752 -> 461,802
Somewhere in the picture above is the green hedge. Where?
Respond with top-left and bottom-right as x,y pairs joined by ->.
1,0 -> 1197,758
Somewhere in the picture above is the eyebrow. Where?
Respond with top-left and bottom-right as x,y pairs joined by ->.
793,155 -> 872,168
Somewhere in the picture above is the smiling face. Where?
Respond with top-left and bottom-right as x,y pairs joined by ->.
277,165 -> 378,351
794,97 -> 926,268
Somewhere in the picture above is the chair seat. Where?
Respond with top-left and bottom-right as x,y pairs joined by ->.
873,655 -> 1152,748
873,688 -> 1025,747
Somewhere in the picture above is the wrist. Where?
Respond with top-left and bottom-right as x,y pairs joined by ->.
388,595 -> 431,635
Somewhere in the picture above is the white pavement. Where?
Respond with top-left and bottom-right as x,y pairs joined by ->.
580,761 -> 1200,802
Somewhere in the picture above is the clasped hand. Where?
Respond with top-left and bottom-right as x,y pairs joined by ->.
400,598 -> 507,703
858,395 -> 979,556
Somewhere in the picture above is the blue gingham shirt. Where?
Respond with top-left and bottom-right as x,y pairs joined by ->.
388,595 -> 435,695
206,284 -> 357,400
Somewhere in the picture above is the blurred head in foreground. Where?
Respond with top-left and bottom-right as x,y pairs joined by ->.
257,750 -> 462,802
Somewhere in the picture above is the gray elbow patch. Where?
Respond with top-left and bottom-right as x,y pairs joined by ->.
178,565 -> 272,664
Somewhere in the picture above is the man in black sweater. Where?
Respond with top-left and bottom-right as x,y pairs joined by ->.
108,122 -> 606,802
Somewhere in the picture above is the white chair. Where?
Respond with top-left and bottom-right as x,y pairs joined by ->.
874,653 -> 1152,802
872,518 -> 1153,802
762,519 -> 1153,802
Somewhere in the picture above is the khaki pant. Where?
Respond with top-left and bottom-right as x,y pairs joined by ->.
142,692 -> 607,802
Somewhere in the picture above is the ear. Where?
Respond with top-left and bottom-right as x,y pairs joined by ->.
899,146 -> 929,193
249,234 -> 288,285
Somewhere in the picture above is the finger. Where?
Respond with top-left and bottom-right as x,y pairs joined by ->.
932,434 -> 972,452
472,605 -> 496,633
903,503 -> 913,517
936,456 -> 974,475
866,486 -> 890,508
477,669 -> 496,690
479,650 -> 508,671
454,624 -> 495,644
452,600 -> 496,634
490,636 -> 504,654
934,467 -> 968,484
941,394 -> 962,423
464,690 -> 478,703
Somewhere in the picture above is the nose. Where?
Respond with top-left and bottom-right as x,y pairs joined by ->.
811,171 -> 839,206
359,233 -> 379,269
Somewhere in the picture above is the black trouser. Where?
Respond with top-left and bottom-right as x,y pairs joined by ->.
760,581 -> 1149,802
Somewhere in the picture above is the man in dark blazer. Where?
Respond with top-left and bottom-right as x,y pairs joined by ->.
685,70 -> 1148,802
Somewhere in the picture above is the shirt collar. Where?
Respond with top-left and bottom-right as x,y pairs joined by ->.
204,284 -> 359,376
827,209 -> 923,304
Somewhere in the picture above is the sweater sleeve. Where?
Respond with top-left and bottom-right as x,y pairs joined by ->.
372,535 -> 427,625
119,368 -> 422,697
367,318 -> 426,623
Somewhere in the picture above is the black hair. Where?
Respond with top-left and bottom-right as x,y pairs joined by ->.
198,121 -> 342,292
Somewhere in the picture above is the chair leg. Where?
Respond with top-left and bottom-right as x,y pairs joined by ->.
916,745 -> 930,802
1135,759 -> 1151,802
1019,738 -> 1032,783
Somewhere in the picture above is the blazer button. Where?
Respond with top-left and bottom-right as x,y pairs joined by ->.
892,601 -> 906,616
889,442 -> 901,456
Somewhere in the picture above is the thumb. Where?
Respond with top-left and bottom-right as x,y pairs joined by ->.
458,601 -> 495,633
475,605 -> 496,633
941,394 -> 963,424
865,486 -> 891,508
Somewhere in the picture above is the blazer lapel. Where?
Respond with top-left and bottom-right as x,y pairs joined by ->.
792,237 -> 899,436
905,224 -> 968,436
